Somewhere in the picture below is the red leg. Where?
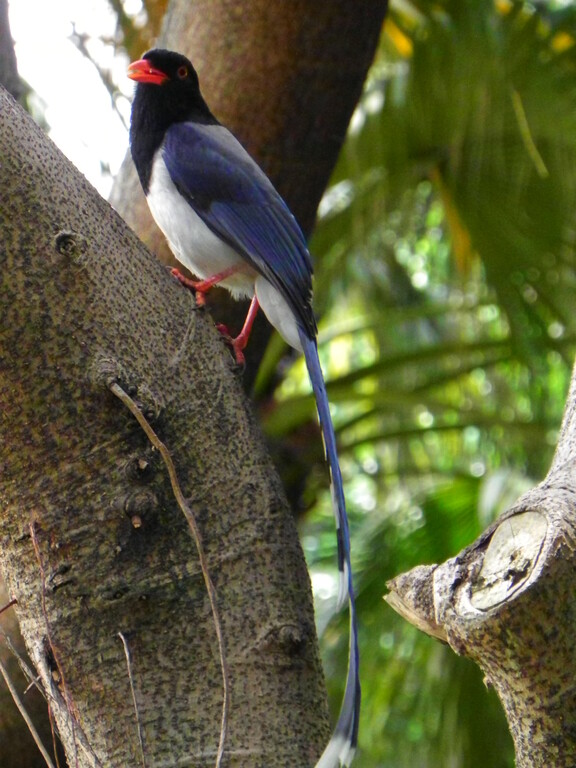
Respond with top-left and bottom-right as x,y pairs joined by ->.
216,296 -> 260,365
171,265 -> 242,307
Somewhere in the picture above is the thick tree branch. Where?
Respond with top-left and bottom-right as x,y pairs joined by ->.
0,86 -> 329,767
387,362 -> 576,767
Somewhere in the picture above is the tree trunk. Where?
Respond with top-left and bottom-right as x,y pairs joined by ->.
0,88 -> 327,767
387,362 -> 576,767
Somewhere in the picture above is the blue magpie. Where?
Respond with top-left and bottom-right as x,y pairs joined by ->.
128,49 -> 359,768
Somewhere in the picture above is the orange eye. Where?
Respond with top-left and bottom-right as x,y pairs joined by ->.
177,65 -> 188,79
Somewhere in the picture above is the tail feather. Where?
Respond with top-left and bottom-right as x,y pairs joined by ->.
300,331 -> 361,768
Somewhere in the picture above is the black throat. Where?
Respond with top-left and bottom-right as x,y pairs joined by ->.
129,80 -> 218,194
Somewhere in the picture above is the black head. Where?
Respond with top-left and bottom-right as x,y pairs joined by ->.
128,49 -> 215,125
128,49 -> 217,191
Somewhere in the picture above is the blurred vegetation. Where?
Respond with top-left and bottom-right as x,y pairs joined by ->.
253,1 -> 576,766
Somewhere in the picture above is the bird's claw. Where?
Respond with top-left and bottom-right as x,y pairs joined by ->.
215,323 -> 246,366
170,267 -> 209,307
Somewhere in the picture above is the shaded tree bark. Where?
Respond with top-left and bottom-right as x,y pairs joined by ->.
387,363 -> 576,767
0,11 -> 64,767
0,584 -> 66,768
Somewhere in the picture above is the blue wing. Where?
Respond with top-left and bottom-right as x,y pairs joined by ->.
162,121 -> 316,338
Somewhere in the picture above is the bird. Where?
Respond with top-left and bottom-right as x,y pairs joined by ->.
128,48 -> 359,768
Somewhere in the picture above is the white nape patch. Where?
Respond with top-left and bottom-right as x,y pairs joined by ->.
314,732 -> 355,768
255,275 -> 301,351
147,154 -> 256,299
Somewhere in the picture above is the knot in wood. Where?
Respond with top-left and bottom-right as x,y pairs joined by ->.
54,230 -> 89,264
124,489 -> 159,526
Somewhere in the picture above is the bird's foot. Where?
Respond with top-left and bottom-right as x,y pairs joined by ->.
170,267 -> 210,306
215,323 -> 247,366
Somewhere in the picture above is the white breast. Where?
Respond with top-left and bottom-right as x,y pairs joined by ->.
147,155 -> 256,299
146,151 -> 301,351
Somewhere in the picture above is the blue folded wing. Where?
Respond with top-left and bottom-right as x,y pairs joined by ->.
162,121 -> 316,337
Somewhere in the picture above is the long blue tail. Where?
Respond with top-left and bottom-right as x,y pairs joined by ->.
299,330 -> 360,768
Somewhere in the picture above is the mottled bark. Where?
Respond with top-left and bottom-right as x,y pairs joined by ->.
0,12 -> 56,767
0,87 -> 328,767
387,363 -> 576,767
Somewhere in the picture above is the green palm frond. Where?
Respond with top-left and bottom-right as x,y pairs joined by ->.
313,0 -> 576,359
